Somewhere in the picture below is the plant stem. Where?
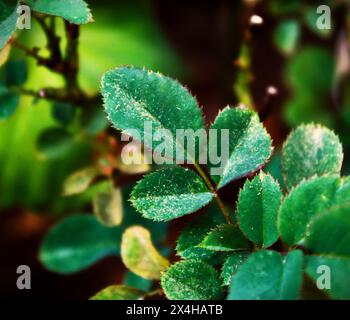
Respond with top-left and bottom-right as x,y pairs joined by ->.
193,162 -> 233,224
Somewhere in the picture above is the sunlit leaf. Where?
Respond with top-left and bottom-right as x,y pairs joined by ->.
121,225 -> 170,280
161,260 -> 224,300
62,167 -> 99,196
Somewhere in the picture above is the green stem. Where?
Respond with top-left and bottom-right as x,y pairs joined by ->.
193,163 -> 233,224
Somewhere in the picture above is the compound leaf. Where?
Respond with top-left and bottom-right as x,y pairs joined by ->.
130,167 -> 213,221
281,124 -> 343,189
209,106 -> 272,189
161,260 -> 224,300
237,172 -> 282,247
121,226 -> 170,280
228,250 -> 304,300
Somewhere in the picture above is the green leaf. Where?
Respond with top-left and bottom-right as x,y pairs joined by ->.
237,172 -> 282,247
39,214 -> 121,274
52,102 -> 75,126
221,252 -> 250,286
121,226 -> 170,280
306,255 -> 350,300
27,0 -> 93,24
130,167 -> 213,221
0,0 -> 19,50
305,205 -> 350,257
274,20 -> 300,55
281,124 -> 343,189
0,83 -> 19,119
279,175 -> 350,246
209,106 -> 272,189
101,67 -> 204,163
176,206 -> 227,262
200,224 -> 249,252
124,271 -> 153,292
0,42 -> 11,67
62,167 -> 99,196
36,127 -> 75,159
5,59 -> 28,86
93,187 -> 123,227
161,260 -> 224,300
81,106 -> 109,136
90,285 -> 144,300
283,93 -> 334,128
286,47 -> 335,93
228,250 -> 304,300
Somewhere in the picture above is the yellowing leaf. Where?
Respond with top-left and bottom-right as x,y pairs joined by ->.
121,226 -> 170,280
90,285 -> 144,300
93,187 -> 123,227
